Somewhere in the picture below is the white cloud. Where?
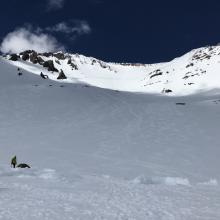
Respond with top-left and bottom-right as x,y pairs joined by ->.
47,0 -> 65,11
0,21 -> 91,54
0,27 -> 64,54
46,20 -> 91,36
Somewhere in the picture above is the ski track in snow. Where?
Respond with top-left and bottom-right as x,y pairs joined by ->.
0,56 -> 220,219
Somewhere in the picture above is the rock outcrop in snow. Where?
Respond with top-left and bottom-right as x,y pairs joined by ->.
2,45 -> 220,95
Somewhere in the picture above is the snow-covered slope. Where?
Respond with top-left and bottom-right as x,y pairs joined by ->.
0,49 -> 220,219
2,45 -> 220,95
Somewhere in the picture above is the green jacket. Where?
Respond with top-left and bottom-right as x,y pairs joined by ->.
11,156 -> 17,165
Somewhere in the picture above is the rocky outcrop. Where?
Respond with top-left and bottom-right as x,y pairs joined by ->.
9,54 -> 19,61
40,52 -> 53,57
54,52 -> 65,60
67,59 -> 78,70
30,51 -> 38,64
55,60 -> 61,65
37,56 -> 45,65
40,72 -> 49,79
43,60 -> 58,72
57,69 -> 67,79
21,53 -> 29,61
19,50 -> 33,61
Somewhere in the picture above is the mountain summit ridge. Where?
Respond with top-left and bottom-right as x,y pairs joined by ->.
1,45 -> 220,95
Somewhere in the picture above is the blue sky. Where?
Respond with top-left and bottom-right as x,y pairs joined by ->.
0,0 -> 220,63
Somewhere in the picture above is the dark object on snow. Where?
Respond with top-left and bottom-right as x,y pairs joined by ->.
67,59 -> 71,65
57,69 -> 67,79
9,54 -> 19,61
163,89 -> 173,93
11,155 -> 17,168
176,103 -> 186,105
17,163 -> 31,169
150,72 -> 162,79
43,60 -> 58,72
213,100 -> 220,104
40,72 -> 49,79
67,59 -> 78,70
17,67 -> 22,76
186,63 -> 194,68
55,60 -> 61,65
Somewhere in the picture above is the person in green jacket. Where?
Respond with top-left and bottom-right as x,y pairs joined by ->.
11,155 -> 17,168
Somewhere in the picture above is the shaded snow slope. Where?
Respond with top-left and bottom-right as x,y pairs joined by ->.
2,45 -> 220,95
0,57 -> 220,219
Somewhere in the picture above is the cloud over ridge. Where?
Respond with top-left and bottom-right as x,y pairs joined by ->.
0,20 -> 91,54
0,27 -> 64,54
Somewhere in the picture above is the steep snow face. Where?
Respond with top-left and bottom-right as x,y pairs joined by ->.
1,56 -> 220,219
2,45 -> 220,95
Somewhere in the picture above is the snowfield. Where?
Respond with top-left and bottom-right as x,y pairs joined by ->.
4,45 -> 220,95
0,47 -> 220,219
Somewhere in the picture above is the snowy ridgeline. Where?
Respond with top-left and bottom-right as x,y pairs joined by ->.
2,45 -> 220,95
0,51 -> 220,219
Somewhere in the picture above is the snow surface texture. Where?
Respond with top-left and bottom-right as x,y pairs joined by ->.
0,47 -> 220,219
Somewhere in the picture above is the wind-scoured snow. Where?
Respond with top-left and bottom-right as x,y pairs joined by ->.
0,48 -> 220,219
